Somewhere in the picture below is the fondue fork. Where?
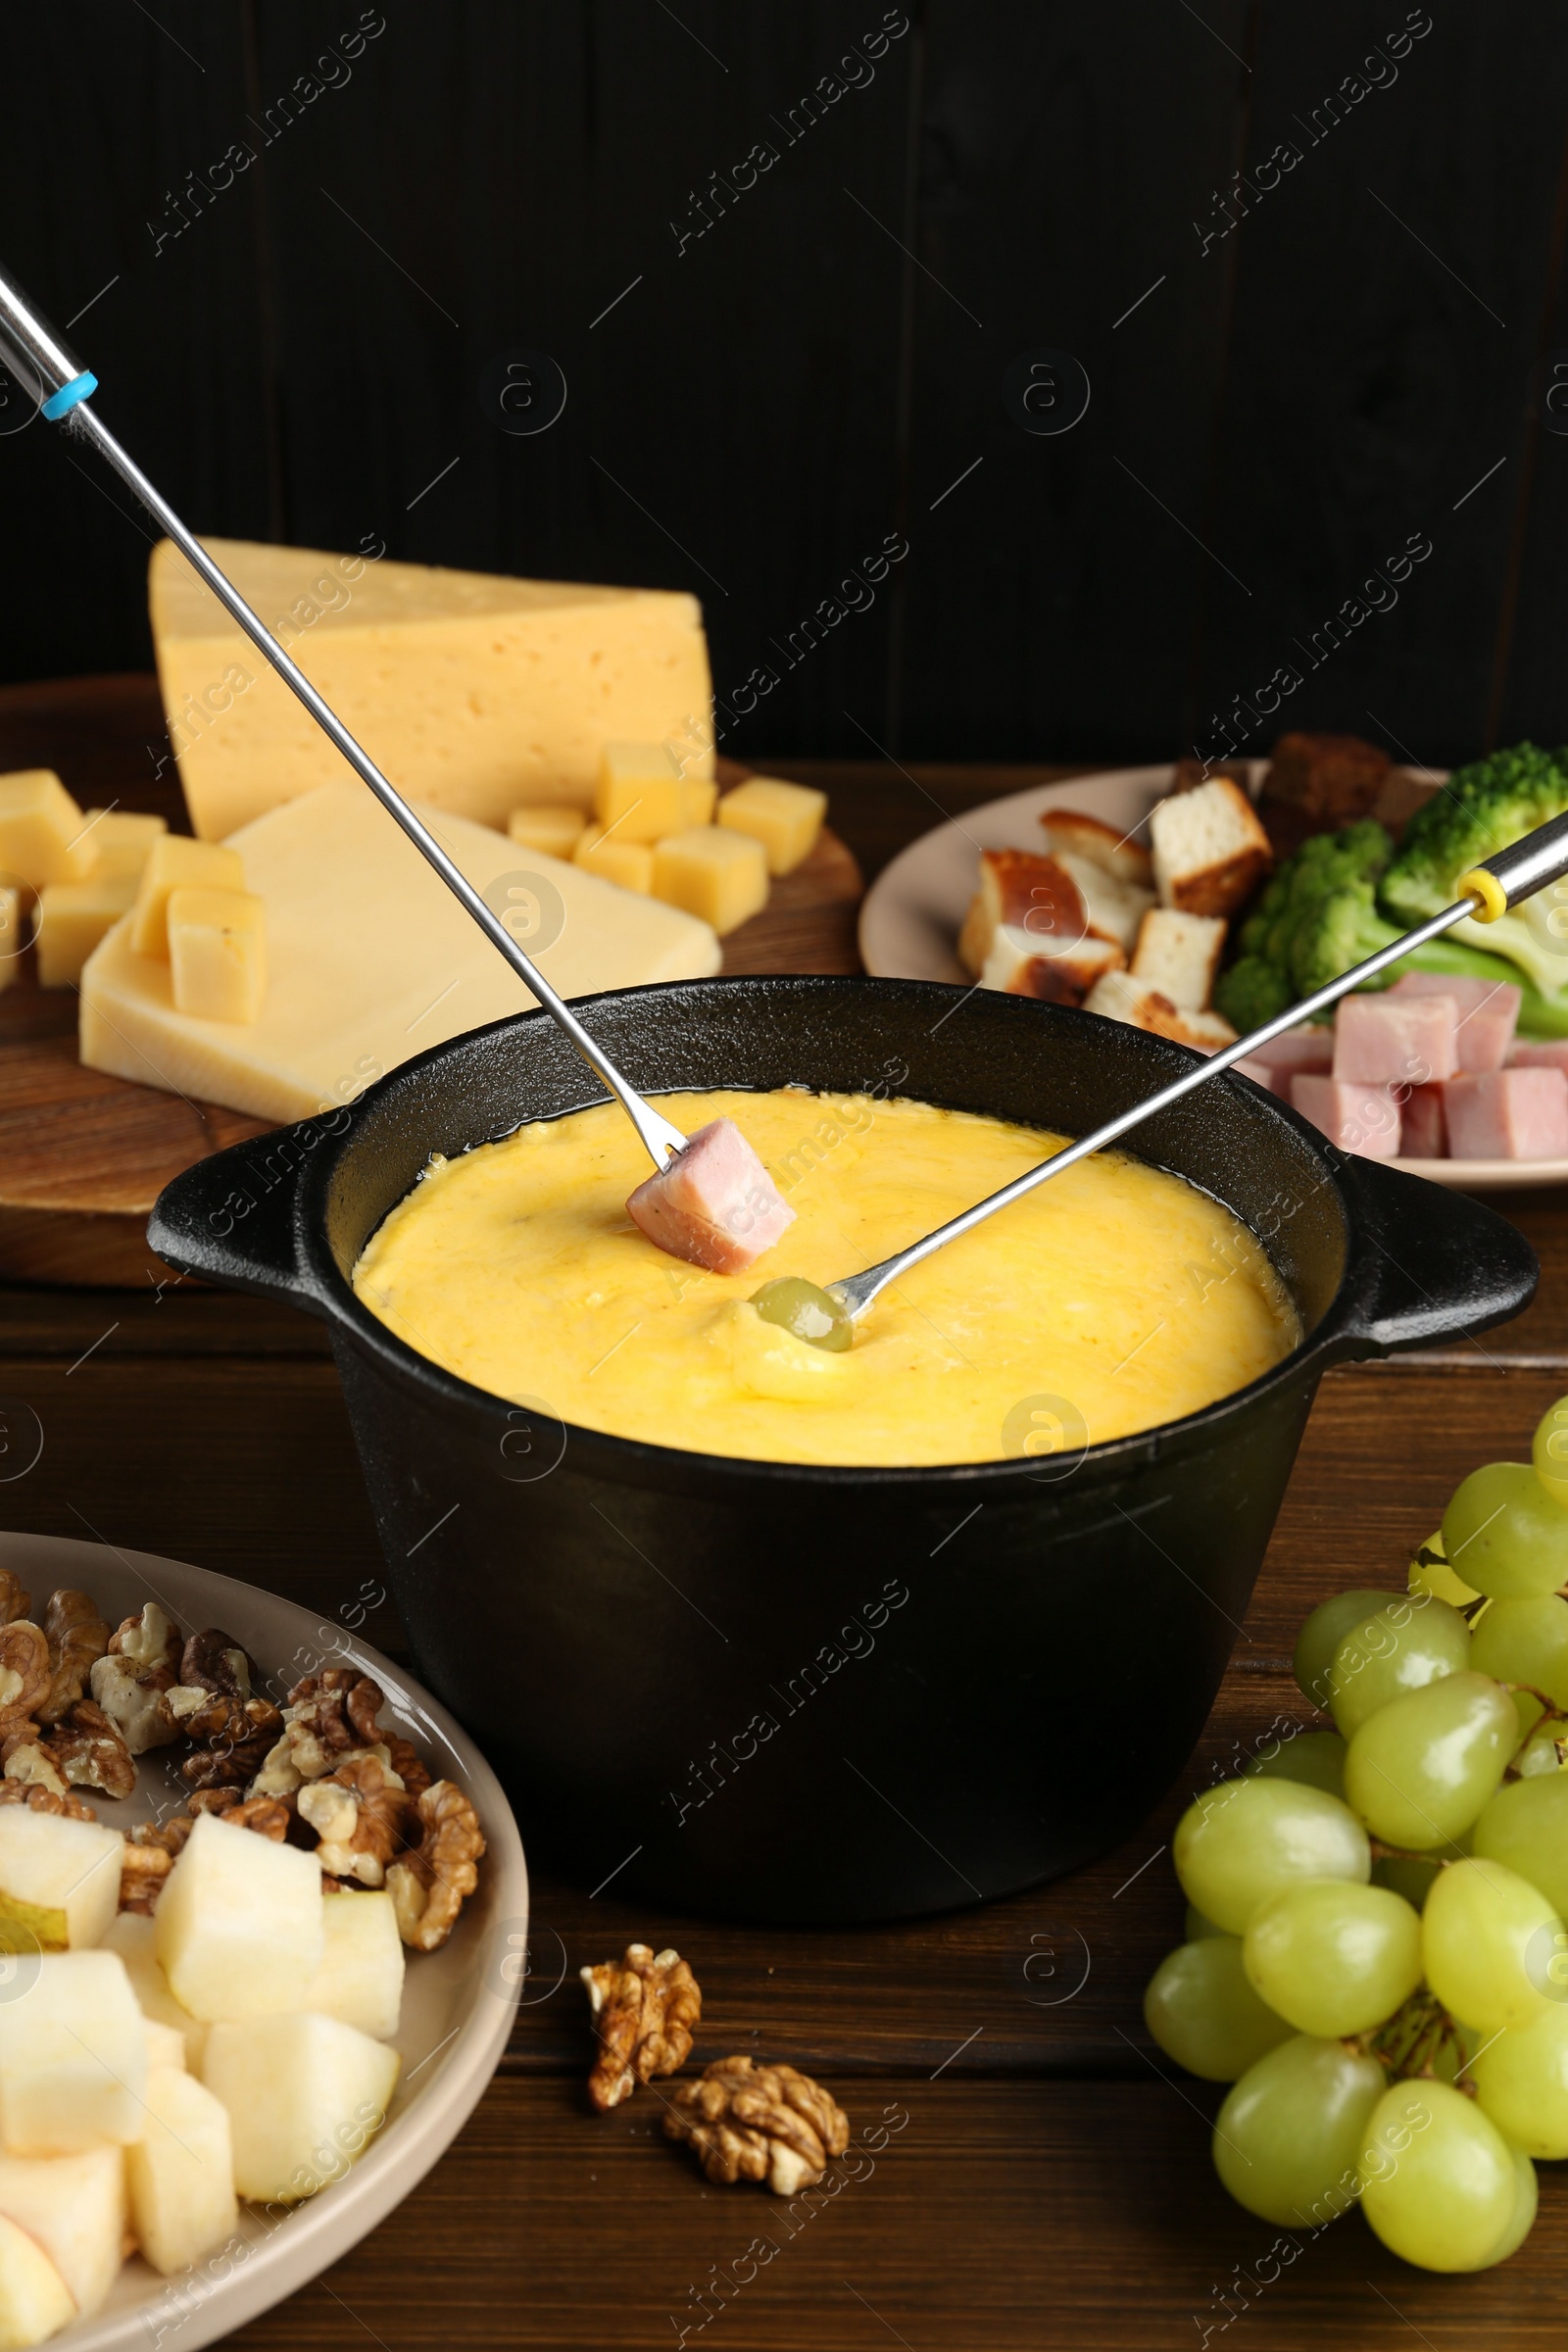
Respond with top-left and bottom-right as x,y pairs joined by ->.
0,264 -> 690,1176
825,816 -> 1568,1323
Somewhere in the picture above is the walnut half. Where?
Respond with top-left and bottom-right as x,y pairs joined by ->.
581,1943 -> 702,2111
385,1781 -> 484,1950
663,2057 -> 850,2196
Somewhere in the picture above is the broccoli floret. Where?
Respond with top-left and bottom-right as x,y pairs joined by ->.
1291,876 -> 1402,997
1379,742 -> 1568,1000
1213,954 -> 1294,1033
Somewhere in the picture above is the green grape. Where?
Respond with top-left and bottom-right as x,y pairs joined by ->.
1533,1394 -> 1568,1508
1473,1773 -> 1568,1917
1372,1850 -> 1445,1909
1472,2004 -> 1568,2157
1185,1903 -> 1226,1941
750,1276 -> 852,1351
1423,1855 -> 1561,2033
1242,1881 -> 1423,2037
1358,2080 -> 1525,2272
1245,1728 -> 1348,1800
1480,2140 -> 1539,2269
1212,2035 -> 1386,2229
1328,1594 -> 1470,1738
1442,1462 -> 1568,1599
1143,1936 -> 1294,2082
1470,1592 -> 1568,1741
1173,1778 -> 1370,1936
1293,1589 -> 1402,1710
1514,1722 -> 1566,1778
1409,1532 -> 1480,1608
1343,1671 -> 1515,1847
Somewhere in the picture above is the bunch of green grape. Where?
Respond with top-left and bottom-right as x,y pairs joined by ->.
1142,1395 -> 1568,2274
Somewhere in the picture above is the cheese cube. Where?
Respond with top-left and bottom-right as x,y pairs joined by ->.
0,1808 -> 123,1953
130,836 -> 245,959
717,776 -> 827,876
0,2145 -> 125,2318
508,805 -> 588,860
76,808 -> 167,880
150,536 -> 714,839
0,1952 -> 147,2154
155,1813 -> 322,2023
35,871 -> 138,988
0,888 -> 21,996
0,770 -> 96,888
168,887 -> 267,1023
653,826 -> 769,935
125,2067 -> 237,2275
573,822 -> 654,895
201,2012 -> 400,2203
80,785 -> 721,1126
595,742 -> 714,842
0,2213 -> 73,2344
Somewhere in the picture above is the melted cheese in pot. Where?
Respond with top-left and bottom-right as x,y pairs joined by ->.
352,1089 -> 1300,1469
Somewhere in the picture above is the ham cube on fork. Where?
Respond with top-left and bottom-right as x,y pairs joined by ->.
626,1119 -> 797,1273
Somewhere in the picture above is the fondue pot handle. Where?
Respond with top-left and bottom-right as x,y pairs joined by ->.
147,1123 -> 327,1315
1329,1154 -> 1538,1356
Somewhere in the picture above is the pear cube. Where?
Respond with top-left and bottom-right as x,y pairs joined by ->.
101,1915 -> 207,2070
125,2066 -> 237,2276
0,1808 -> 123,1953
0,1952 -> 146,2155
202,2013 -> 400,2202
0,2144 -> 124,2319
156,1813 -> 322,2022
0,2212 -> 73,2346
304,1892 -> 405,2040
142,2018 -> 186,2075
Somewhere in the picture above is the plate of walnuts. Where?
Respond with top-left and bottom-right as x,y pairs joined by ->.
0,1528 -> 527,2352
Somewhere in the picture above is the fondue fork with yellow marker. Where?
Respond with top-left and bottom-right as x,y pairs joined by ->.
0,260 -> 794,1277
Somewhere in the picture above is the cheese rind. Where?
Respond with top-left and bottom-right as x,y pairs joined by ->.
168,888 -> 267,1023
81,783 -> 722,1124
131,837 -> 245,958
717,777 -> 826,875
0,770 -> 96,887
653,827 -> 769,935
150,537 -> 714,839
36,872 -> 139,989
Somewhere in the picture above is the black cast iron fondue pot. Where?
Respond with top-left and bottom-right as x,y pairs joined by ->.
149,977 -> 1536,1925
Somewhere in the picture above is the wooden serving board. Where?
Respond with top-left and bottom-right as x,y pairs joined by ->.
0,676 -> 863,1287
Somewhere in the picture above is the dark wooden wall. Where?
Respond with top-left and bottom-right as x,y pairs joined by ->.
1,0 -> 1565,770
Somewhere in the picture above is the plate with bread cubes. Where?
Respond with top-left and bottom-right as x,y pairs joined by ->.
859,732 -> 1568,1187
0,1530 -> 526,2351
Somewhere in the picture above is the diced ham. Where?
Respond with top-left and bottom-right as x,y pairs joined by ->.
1443,1068 -> 1568,1162
1333,993 -> 1458,1087
1233,1056 -> 1282,1094
1509,1039 -> 1568,1072
1390,972 -> 1520,1072
625,1118 -> 796,1273
1291,1074 -> 1402,1159
1399,1083 -> 1447,1159
1243,1026 -> 1334,1075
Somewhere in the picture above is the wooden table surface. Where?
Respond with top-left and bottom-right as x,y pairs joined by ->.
6,682 -> 1568,2350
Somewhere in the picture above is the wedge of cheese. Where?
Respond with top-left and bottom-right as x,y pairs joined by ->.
79,783 -> 721,1124
150,538 -> 715,839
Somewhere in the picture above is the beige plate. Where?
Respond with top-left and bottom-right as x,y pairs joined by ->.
2,1530 -> 528,2352
858,763 -> 1567,1195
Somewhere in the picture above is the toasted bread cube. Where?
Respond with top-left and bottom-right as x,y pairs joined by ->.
125,2067 -> 237,2276
304,1890 -> 406,2040
0,1952 -> 147,2155
156,1813 -> 322,2024
1130,908 -> 1226,1010
35,872 -> 139,989
0,770 -> 96,889
1150,775 -> 1271,917
507,805 -> 588,860
573,822 -> 654,895
594,742 -> 711,842
1082,970 -> 1238,1051
100,1915 -> 207,2070
0,2145 -> 124,2319
1291,1073 -> 1401,1159
653,826 -> 769,935
76,808 -> 168,881
962,848 -> 1131,984
1050,852 -> 1154,953
0,2212 -> 73,2345
1038,808 -> 1153,889
1261,731 -> 1389,824
167,887 -> 267,1023
130,836 -> 245,959
717,777 -> 827,875
201,2012 -> 400,2203
980,922 -> 1123,1004
0,1808 -> 123,1953
1445,1067 -> 1568,1160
